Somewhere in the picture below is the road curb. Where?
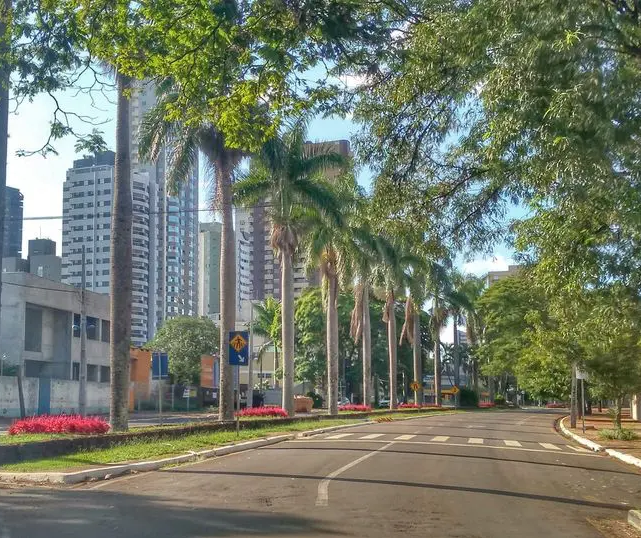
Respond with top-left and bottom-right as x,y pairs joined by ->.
629,510 -> 641,531
605,448 -> 641,469
557,416 -> 604,452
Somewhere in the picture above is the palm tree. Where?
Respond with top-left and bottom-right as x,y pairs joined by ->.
234,119 -> 345,416
371,240 -> 415,409
110,72 -> 133,432
425,262 -> 453,406
139,80 -> 245,421
251,297 -> 282,387
453,273 -> 486,393
305,177 -> 364,415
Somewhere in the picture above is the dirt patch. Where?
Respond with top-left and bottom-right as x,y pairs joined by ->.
588,517 -> 641,538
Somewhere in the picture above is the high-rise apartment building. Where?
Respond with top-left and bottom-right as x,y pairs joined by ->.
28,238 -> 61,281
61,82 -> 199,346
2,186 -> 23,258
198,222 -> 222,319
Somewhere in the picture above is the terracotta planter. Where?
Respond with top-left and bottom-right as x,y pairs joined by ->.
294,396 -> 313,413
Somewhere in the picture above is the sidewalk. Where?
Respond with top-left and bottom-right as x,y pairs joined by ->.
564,410 -> 641,460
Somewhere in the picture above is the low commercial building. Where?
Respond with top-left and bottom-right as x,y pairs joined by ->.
0,272 -> 110,381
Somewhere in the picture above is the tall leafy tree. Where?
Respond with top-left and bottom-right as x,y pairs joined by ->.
234,119 -> 343,416
252,298 -> 282,387
147,317 -> 220,384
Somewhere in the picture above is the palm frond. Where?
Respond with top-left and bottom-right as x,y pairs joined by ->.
299,152 -> 349,179
138,90 -> 180,163
290,177 -> 344,228
233,168 -> 272,206
166,127 -> 199,195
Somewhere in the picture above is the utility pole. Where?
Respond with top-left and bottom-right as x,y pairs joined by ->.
79,245 -> 87,416
247,301 -> 254,408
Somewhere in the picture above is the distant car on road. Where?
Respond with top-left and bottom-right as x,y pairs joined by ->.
339,396 -> 351,406
378,398 -> 390,408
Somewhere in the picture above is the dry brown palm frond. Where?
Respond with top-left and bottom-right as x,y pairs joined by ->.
399,296 -> 415,346
382,290 -> 395,323
350,282 -> 364,343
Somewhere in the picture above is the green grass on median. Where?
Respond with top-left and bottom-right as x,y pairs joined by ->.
0,411 -> 452,473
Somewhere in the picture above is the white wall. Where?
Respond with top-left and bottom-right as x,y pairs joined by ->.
0,376 -> 38,417
50,379 -> 109,414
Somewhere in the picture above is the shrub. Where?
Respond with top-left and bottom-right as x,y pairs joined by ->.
235,406 -> 289,418
338,404 -> 371,412
306,391 -> 324,409
459,387 -> 479,407
546,402 -> 567,409
598,428 -> 639,441
8,415 -> 110,436
494,395 -> 506,406
478,402 -> 495,408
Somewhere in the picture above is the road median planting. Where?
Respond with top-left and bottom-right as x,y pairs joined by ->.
0,410 -> 455,482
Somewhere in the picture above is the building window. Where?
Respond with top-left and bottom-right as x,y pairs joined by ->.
87,316 -> 99,340
73,313 -> 81,337
101,320 -> 110,342
24,306 -> 43,352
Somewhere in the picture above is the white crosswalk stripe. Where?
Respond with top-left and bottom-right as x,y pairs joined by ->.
395,434 -> 416,441
468,438 -> 484,444
566,445 -> 590,453
326,433 -> 352,439
539,443 -> 561,450
431,436 -> 450,442
360,434 -> 384,440
504,440 -> 522,447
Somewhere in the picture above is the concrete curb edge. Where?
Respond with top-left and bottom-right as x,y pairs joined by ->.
628,509 -> 641,532
557,416 -> 604,452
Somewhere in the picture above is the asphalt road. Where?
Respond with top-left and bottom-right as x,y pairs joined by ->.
0,410 -> 640,537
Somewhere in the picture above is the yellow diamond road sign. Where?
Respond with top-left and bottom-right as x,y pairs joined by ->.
230,334 -> 248,353
452,385 -> 460,395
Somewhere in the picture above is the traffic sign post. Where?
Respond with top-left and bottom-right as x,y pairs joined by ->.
410,381 -> 420,404
152,352 -> 169,425
229,331 -> 249,418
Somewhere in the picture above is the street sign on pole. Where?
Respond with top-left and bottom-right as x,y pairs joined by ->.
152,352 -> 169,379
229,331 -> 249,366
410,381 -> 420,392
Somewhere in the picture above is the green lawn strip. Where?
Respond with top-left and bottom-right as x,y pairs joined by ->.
0,411 -> 452,473
0,433 -> 79,445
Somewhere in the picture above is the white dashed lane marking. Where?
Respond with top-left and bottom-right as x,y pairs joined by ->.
468,438 -> 484,444
326,433 -> 352,440
504,440 -> 522,447
431,436 -> 450,442
395,435 -> 416,441
539,443 -> 562,450
360,434 -> 384,440
566,445 -> 590,453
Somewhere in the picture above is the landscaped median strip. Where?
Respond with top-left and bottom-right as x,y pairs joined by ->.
0,411 -> 452,485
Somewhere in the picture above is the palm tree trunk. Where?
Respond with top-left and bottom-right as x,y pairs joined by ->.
387,295 -> 397,409
0,0 -> 10,345
362,284 -> 372,407
281,252 -> 295,416
453,315 -> 460,388
217,153 -> 236,421
110,72 -> 133,432
412,310 -> 423,405
434,298 -> 442,406
327,273 -> 339,415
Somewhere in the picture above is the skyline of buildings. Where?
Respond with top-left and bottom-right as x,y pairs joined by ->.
60,82 -> 199,347
2,186 -> 23,258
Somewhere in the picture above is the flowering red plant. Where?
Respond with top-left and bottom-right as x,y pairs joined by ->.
338,404 -> 371,412
235,406 -> 289,418
8,415 -> 110,436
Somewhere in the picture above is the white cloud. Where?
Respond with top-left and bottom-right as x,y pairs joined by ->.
462,255 -> 513,276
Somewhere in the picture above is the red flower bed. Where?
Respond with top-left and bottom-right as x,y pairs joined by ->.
478,402 -> 495,408
338,404 -> 371,412
8,414 -> 110,436
546,403 -> 567,409
235,406 -> 289,418
398,403 -> 442,409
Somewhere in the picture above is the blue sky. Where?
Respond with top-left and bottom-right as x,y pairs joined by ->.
7,85 -> 513,275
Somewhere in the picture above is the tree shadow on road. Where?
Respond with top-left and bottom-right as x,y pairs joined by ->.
0,488 -> 344,538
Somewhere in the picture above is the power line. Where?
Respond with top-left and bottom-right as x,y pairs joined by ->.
11,202 -> 274,222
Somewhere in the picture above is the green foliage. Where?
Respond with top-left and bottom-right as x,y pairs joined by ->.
494,394 -> 506,406
146,317 -> 219,385
306,392 -> 324,409
598,429 -> 639,442
459,387 -> 478,408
